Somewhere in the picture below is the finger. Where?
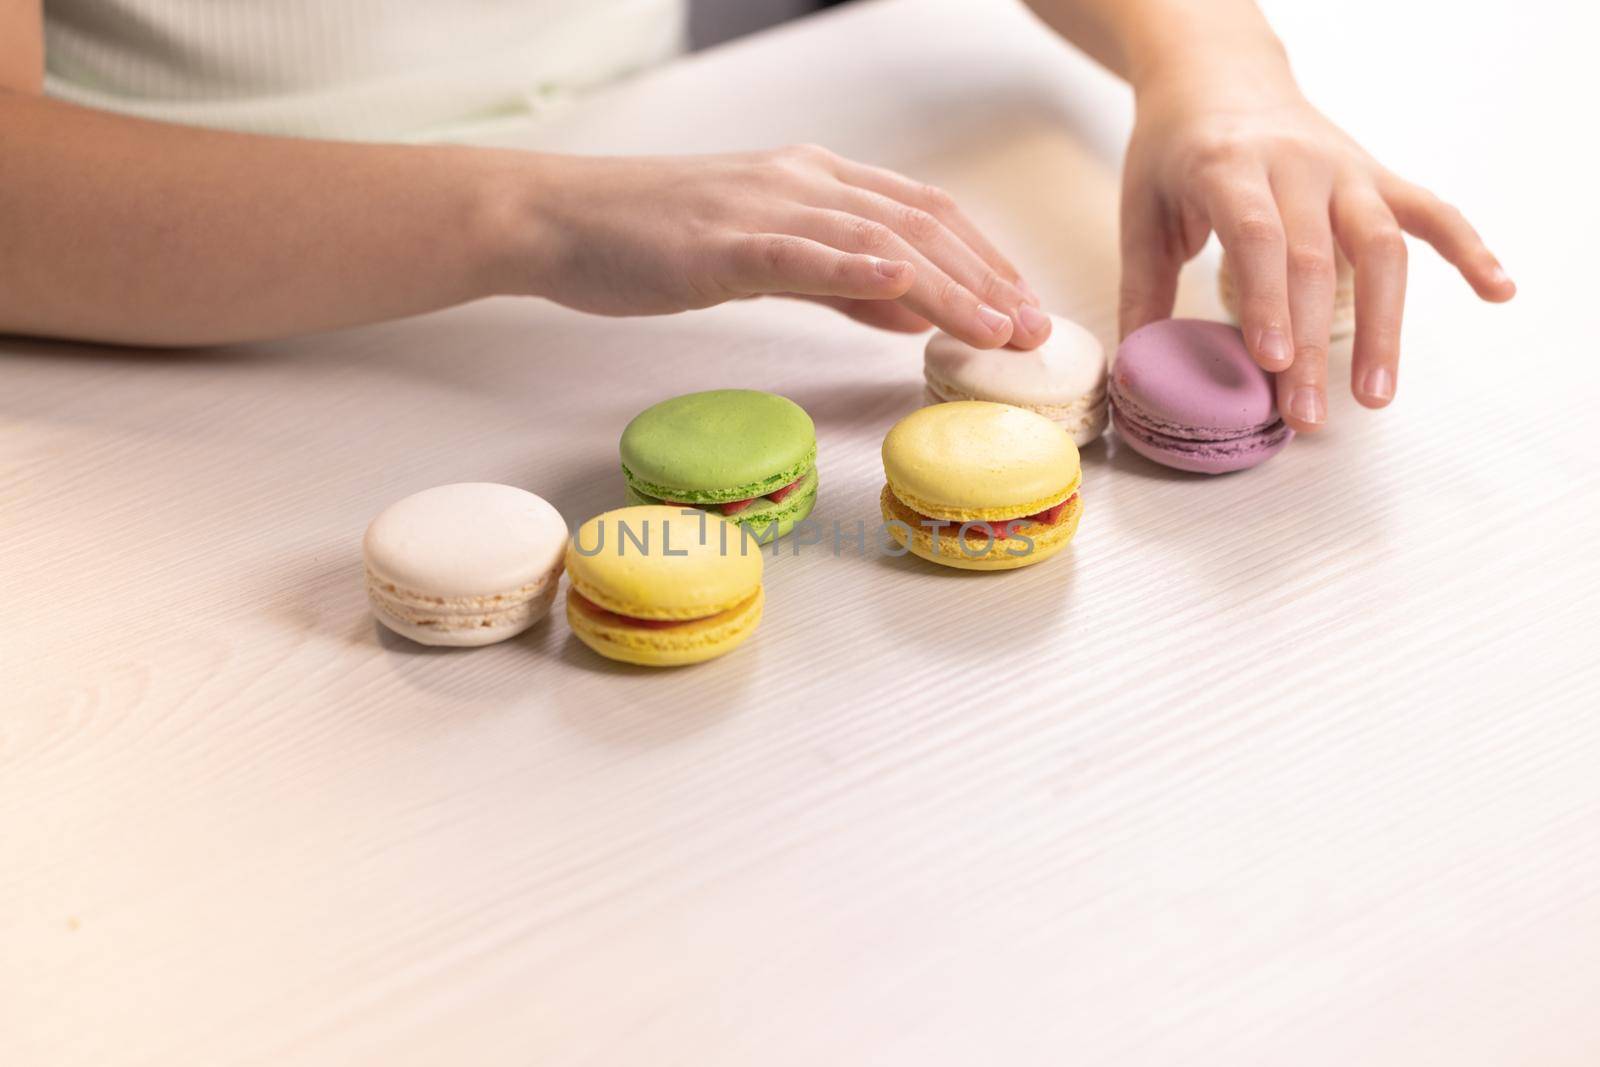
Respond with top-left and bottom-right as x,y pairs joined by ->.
788,294 -> 933,332
1332,184 -> 1408,408
794,208 -> 1014,348
1383,178 -> 1515,302
1202,166 -> 1294,371
723,234 -> 916,301
826,158 -> 1033,298
821,185 -> 1050,347
1118,181 -> 1184,339
1270,165 -> 1336,430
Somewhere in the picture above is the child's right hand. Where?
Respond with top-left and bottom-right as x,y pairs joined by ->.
497,145 -> 1052,349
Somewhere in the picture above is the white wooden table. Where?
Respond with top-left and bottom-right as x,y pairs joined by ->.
5,2 -> 1597,1063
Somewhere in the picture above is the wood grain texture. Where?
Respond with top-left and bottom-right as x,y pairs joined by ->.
3,1 -> 1598,1064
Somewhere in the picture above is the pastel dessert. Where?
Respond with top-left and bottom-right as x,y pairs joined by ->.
924,313 -> 1109,445
1219,249 -> 1355,341
880,401 -> 1082,571
620,389 -> 817,541
1109,319 -> 1291,474
363,482 -> 566,646
565,505 -> 764,667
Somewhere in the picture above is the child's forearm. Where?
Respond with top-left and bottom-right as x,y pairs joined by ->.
0,93 -> 526,346
1020,0 -> 1294,99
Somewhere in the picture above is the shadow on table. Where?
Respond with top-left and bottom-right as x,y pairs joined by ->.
0,333 -> 280,365
551,683 -> 741,747
1089,434 -> 1197,483
1088,409 -> 1386,602
862,539 -> 1080,659
778,378 -> 924,431
539,454 -> 628,529
360,597 -> 760,738
547,632 -> 758,744
360,613 -> 562,703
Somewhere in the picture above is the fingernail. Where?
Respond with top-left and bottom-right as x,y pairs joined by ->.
1490,265 -> 1514,288
1289,386 -> 1326,425
1017,302 -> 1049,337
1361,366 -> 1395,402
874,257 -> 908,278
1016,277 -> 1042,305
1257,328 -> 1292,368
976,304 -> 1011,335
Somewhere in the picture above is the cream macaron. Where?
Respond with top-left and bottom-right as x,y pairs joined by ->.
364,482 -> 567,646
565,506 -> 763,666
881,401 -> 1083,571
924,313 -> 1108,445
1220,249 -> 1355,341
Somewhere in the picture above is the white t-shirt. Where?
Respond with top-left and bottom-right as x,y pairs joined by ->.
42,0 -> 686,141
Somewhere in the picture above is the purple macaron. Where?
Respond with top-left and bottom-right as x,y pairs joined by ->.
1109,319 -> 1292,475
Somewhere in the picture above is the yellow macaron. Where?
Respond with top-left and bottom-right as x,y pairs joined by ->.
880,401 -> 1082,570
565,505 -> 764,666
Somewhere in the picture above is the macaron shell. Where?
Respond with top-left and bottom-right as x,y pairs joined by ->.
1120,409 -> 1292,476
924,314 -> 1106,407
882,401 -> 1081,520
620,389 -> 816,501
1112,406 -> 1290,475
624,467 -> 819,541
565,505 -> 763,621
880,484 -> 1081,571
1112,320 -> 1281,436
363,482 -> 567,597
567,586 -> 763,667
923,378 -> 1108,447
369,577 -> 560,647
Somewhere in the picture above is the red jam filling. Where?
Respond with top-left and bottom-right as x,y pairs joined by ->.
921,494 -> 1076,540
662,476 -> 803,514
572,591 -> 692,630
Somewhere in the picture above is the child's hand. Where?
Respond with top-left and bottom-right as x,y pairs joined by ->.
1119,75 -> 1515,430
505,146 -> 1051,349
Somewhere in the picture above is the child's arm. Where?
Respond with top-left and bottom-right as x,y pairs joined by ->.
1,10 -> 1044,349
1023,0 -> 1515,429
0,94 -> 536,347
0,0 -> 41,93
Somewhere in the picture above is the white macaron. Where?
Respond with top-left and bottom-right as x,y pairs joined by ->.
364,482 -> 567,647
923,313 -> 1108,446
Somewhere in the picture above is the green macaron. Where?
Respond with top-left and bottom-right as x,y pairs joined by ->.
620,389 -> 818,541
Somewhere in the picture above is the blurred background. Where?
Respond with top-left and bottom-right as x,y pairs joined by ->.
691,0 -> 847,49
